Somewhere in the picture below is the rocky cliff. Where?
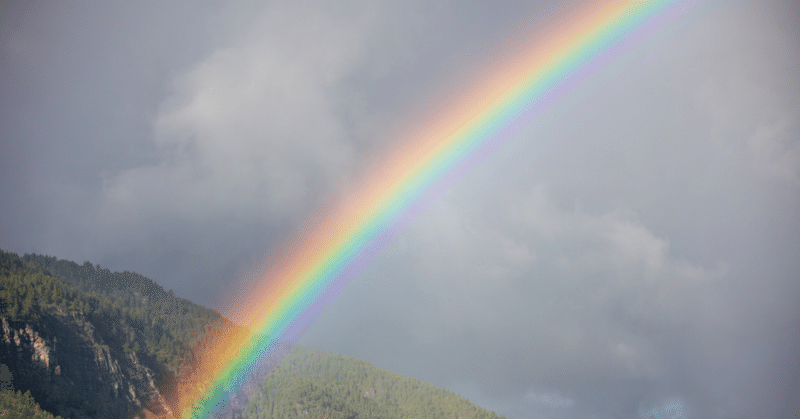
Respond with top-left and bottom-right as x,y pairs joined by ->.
0,249 -> 232,418
1,314 -> 172,418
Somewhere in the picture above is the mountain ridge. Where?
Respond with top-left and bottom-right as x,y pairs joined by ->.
0,249 -> 508,419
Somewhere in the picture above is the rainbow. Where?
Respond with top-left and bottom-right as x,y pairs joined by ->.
173,0 -> 694,417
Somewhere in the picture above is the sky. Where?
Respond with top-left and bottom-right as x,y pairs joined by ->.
1,1 -> 799,418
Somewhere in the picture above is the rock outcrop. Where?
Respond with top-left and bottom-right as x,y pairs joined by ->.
0,316 -> 172,418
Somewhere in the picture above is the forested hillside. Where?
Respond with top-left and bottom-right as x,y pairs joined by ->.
0,249 -> 228,417
242,345 -> 506,419
18,252 -> 226,373
0,249 -> 509,418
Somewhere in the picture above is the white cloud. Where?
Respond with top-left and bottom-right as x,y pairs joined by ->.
509,184 -> 671,281
100,3 -> 382,227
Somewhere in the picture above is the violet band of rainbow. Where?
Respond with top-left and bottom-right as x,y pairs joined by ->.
177,1 -> 696,417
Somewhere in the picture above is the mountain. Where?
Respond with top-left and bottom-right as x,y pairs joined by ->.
0,249 -> 508,419
240,345 -> 506,419
0,249 -> 223,418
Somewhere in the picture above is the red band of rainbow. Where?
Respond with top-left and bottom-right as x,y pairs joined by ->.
172,1 -> 694,417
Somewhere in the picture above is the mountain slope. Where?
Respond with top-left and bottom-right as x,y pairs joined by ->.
242,345 -> 507,419
0,249 -> 190,418
0,249 -> 509,419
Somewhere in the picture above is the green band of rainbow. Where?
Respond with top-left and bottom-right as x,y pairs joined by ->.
174,1 -> 693,417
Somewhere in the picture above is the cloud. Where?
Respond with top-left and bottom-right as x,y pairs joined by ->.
84,2 -> 389,300
639,400 -> 686,419
747,118 -> 800,185
688,1 -> 800,187
307,183 -> 725,416
101,3 -> 380,227
2,1 -> 798,418
299,5 -> 800,415
524,389 -> 575,408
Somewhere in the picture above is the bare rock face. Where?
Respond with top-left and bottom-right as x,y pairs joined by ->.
0,316 -> 173,419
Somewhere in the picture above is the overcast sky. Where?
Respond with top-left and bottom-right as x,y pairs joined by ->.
1,1 -> 799,418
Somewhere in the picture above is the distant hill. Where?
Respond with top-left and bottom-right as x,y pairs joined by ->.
0,249 -> 508,419
241,345 -> 506,419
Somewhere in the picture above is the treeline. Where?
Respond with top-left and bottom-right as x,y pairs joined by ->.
0,252 -> 91,322
242,345 -> 507,419
0,249 -> 234,408
21,253 -> 225,357
9,251 -> 228,371
1,249 -> 510,418
0,388 -> 63,419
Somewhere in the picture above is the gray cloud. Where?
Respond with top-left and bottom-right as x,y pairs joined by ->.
307,184 -> 733,416
2,1 -> 798,418
101,1 -> 374,230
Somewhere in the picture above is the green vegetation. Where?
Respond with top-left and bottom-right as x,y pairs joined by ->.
0,388 -> 64,419
0,362 -> 62,418
19,252 -> 226,367
242,345 -> 506,419
1,250 -> 226,373
0,249 -> 232,417
1,249 -> 509,418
